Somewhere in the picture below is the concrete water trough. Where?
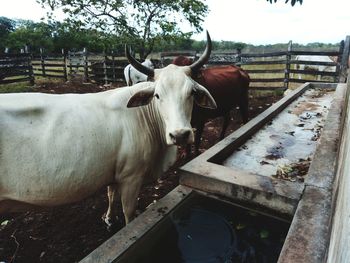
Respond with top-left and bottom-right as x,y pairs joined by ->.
81,82 -> 348,263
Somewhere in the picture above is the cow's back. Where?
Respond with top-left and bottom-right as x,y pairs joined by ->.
0,86 -> 176,212
193,65 -> 250,119
0,92 -> 123,207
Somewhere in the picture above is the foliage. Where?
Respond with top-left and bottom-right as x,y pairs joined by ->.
266,0 -> 303,6
37,0 -> 208,59
51,22 -> 120,53
1,16 -> 340,56
2,20 -> 121,54
0,17 -> 15,36
4,21 -> 55,53
0,17 -> 16,51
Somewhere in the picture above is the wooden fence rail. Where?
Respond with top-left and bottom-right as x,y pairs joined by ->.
0,53 -> 34,85
160,36 -> 350,91
1,35 -> 350,89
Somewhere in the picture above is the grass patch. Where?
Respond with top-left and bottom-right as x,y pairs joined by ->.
0,82 -> 35,93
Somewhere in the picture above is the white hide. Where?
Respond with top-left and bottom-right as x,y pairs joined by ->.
124,59 -> 154,86
295,55 -> 336,81
0,64 -> 215,224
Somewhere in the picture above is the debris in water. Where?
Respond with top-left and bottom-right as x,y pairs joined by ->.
285,131 -> 295,136
260,160 -> 270,165
273,159 -> 310,182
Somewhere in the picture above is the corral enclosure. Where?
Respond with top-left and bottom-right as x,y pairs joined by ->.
1,35 -> 349,90
0,36 -> 350,263
160,36 -> 350,92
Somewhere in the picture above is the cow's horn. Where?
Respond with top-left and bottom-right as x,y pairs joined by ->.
125,45 -> 155,78
190,31 -> 212,73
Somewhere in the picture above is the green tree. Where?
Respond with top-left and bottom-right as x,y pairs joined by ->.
37,0 -> 208,59
51,21 -> 118,53
266,0 -> 303,6
232,42 -> 247,53
0,17 -> 15,52
5,20 -> 55,53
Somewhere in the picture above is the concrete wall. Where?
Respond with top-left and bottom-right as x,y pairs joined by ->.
327,77 -> 350,262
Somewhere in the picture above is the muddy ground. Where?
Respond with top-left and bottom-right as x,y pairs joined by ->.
0,81 -> 282,263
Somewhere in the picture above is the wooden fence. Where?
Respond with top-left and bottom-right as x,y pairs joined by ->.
1,35 -> 349,89
160,36 -> 350,91
32,49 -> 67,80
0,53 -> 34,85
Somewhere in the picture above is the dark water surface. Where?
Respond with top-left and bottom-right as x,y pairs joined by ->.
123,194 -> 290,263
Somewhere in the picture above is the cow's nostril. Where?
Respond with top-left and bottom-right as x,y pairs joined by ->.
169,129 -> 192,145
169,132 -> 176,142
182,130 -> 191,139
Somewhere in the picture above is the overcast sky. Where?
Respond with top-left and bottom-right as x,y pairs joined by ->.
0,0 -> 349,45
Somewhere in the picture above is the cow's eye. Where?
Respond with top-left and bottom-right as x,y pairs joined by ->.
154,93 -> 160,99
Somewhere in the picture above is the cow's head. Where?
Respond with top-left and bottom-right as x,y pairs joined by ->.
172,55 -> 193,67
125,31 -> 216,146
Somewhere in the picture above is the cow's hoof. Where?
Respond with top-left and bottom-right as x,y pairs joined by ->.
102,214 -> 118,231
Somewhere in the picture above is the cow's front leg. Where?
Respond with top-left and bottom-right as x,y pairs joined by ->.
103,184 -> 119,228
120,175 -> 144,224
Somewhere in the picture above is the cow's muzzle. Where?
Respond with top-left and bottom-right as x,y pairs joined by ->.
169,129 -> 193,145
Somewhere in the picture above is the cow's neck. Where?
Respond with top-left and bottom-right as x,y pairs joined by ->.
137,100 -> 167,148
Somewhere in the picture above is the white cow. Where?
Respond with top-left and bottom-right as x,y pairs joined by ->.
295,55 -> 336,81
0,32 -> 216,226
124,59 -> 154,86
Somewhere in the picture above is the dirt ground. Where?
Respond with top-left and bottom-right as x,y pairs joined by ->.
0,80 -> 282,263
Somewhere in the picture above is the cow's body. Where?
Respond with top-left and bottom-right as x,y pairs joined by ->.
124,59 -> 154,86
173,56 -> 250,154
295,55 -> 336,81
0,33 -> 216,226
0,83 -> 176,221
1,31 -> 216,226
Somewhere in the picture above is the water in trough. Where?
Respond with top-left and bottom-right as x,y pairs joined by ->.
125,194 -> 290,263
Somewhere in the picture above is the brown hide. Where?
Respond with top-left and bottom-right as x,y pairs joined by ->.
172,56 -> 250,154
193,65 -> 250,122
172,56 -> 193,66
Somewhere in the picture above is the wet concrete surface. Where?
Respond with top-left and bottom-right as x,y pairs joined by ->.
222,88 -> 334,180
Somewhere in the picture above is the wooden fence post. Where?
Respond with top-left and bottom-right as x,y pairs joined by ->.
236,50 -> 242,66
40,48 -> 46,77
103,52 -> 108,85
28,53 -> 35,85
83,47 -> 89,82
111,50 -> 116,82
339,35 -> 350,83
68,51 -> 73,76
62,48 -> 68,81
335,40 -> 344,83
284,40 -> 293,91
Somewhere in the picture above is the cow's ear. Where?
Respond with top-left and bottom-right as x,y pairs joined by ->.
127,84 -> 155,108
193,84 -> 217,109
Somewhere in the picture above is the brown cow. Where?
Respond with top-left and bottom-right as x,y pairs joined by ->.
172,56 -> 250,155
